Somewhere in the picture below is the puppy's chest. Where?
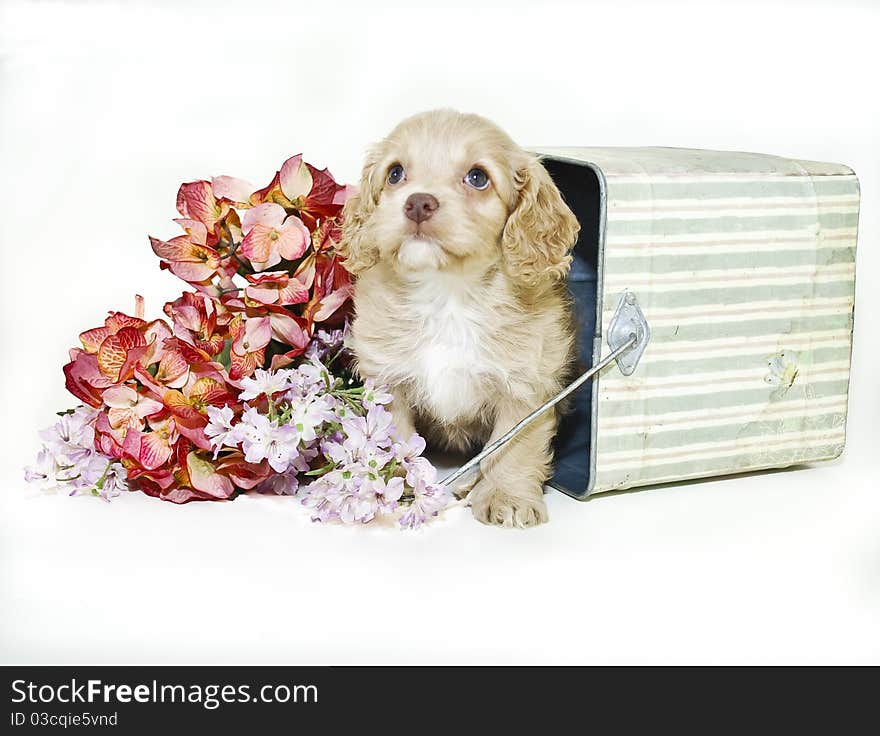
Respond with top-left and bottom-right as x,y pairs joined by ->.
398,285 -> 506,420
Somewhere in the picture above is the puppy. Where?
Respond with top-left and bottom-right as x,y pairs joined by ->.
338,110 -> 579,528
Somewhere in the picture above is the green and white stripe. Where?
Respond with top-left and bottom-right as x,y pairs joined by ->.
535,147 -> 859,495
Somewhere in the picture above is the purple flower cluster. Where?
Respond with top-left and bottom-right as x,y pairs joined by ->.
26,358 -> 452,527
24,406 -> 128,501
304,327 -> 346,362
205,362 -> 453,528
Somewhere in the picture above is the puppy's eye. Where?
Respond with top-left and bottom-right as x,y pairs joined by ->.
387,164 -> 405,185
464,167 -> 490,190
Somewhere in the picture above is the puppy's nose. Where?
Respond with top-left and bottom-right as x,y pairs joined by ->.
404,193 -> 439,223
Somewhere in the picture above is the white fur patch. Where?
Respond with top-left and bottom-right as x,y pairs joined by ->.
396,237 -> 448,271
402,272 -> 504,422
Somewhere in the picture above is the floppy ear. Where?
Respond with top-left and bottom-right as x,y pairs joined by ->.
501,156 -> 579,286
336,147 -> 383,275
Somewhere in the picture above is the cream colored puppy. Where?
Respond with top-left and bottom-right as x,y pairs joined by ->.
338,110 -> 579,528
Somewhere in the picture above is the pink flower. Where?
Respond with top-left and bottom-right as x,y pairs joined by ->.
150,233 -> 222,285
175,180 -> 229,239
239,203 -> 310,272
228,315 -> 272,380
101,385 -> 164,432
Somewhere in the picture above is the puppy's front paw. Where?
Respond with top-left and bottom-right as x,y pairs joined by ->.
469,481 -> 548,529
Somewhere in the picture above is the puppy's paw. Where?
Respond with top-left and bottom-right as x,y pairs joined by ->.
469,481 -> 548,529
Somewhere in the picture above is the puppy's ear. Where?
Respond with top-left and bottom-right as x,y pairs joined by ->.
501,156 -> 579,286
337,146 -> 383,274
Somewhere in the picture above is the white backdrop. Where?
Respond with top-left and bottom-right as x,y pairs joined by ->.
1,0 -> 878,664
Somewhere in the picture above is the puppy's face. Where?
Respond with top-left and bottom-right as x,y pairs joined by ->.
339,110 -> 579,284
357,114 -> 514,272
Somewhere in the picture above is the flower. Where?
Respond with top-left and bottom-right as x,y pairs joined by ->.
25,407 -> 129,501
101,385 -> 164,432
175,180 -> 230,239
288,393 -> 336,444
63,310 -> 172,407
399,478 -> 453,529
150,233 -> 222,285
163,291 -> 229,357
37,406 -> 97,464
304,327 -> 345,361
204,405 -> 241,457
236,406 -> 301,473
240,203 -> 310,272
249,154 -> 350,229
238,368 -> 295,401
228,315 -> 272,380
362,379 -> 393,408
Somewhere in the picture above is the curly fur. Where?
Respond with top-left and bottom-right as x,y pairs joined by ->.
502,158 -> 577,286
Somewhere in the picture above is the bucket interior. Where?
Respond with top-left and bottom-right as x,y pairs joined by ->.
542,158 -> 602,498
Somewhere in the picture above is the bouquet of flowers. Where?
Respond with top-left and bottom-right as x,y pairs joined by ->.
25,155 -> 452,529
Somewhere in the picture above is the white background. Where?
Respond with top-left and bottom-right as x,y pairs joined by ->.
1,0 -> 878,664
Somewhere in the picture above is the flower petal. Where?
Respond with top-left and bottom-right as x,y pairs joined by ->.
79,326 -> 113,353
186,452 -> 234,498
138,431 -> 175,469
189,377 -> 232,406
211,175 -> 255,205
276,215 -> 310,261
269,313 -> 309,349
233,316 -> 272,354
218,454 -> 271,490
176,180 -> 222,230
96,327 -> 147,381
229,349 -> 264,381
105,312 -> 147,333
108,407 -> 143,432
279,154 -> 313,201
332,183 -> 358,206
172,218 -> 208,245
102,385 -> 138,409
241,202 -> 287,234
311,282 -> 353,322
63,351 -> 112,407
155,349 -> 190,387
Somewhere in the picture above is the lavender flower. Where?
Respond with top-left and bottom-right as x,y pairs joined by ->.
204,405 -> 243,457
25,406 -> 128,501
201,361 -> 453,528
238,368 -> 296,401
399,475 -> 453,530
362,380 -> 393,408
238,406 -> 301,472
304,327 -> 346,361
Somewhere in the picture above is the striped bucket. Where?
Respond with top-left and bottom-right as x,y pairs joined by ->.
534,147 -> 859,498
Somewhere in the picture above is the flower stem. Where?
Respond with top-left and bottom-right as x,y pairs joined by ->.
93,461 -> 114,491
